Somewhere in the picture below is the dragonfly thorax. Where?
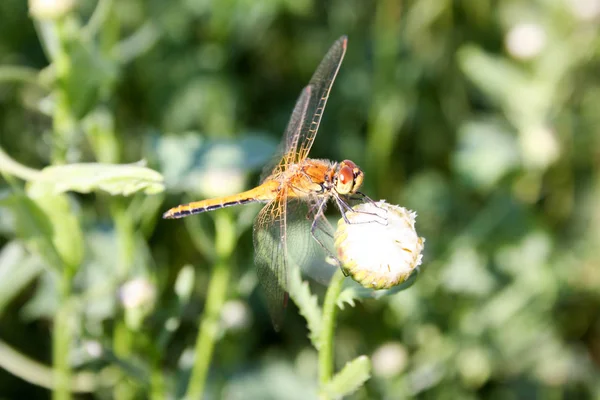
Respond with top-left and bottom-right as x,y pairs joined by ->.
334,159 -> 364,195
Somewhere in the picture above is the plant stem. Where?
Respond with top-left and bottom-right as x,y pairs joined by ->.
51,19 -> 78,165
184,211 -> 236,400
0,146 -> 41,181
112,202 -> 136,400
0,65 -> 48,88
149,362 -> 166,400
0,339 -> 97,392
318,268 -> 345,396
52,274 -> 73,400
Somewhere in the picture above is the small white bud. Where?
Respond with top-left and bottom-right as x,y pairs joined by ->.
519,125 -> 560,170
29,0 -> 75,20
505,23 -> 546,60
334,201 -> 424,289
221,300 -> 251,331
83,340 -> 103,358
568,0 -> 600,21
119,277 -> 156,309
372,342 -> 409,378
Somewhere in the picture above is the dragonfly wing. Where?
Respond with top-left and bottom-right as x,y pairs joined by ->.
253,192 -> 289,330
260,86 -> 312,183
301,196 -> 339,285
296,36 -> 347,162
260,36 -> 347,181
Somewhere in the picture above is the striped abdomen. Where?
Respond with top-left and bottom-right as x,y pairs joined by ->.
162,181 -> 278,219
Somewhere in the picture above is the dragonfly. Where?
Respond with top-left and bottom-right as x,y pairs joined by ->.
163,36 -> 367,329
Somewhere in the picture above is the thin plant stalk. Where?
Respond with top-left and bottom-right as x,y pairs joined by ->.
48,17 -> 77,400
52,277 -> 73,400
112,202 -> 137,400
184,211 -> 236,400
318,268 -> 346,398
51,19 -> 78,165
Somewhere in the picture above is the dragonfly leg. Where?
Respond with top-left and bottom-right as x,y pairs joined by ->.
354,192 -> 387,213
309,201 -> 340,267
337,195 -> 388,226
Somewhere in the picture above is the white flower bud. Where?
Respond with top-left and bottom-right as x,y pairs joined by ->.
372,342 -> 409,378
119,277 -> 156,309
505,23 -> 546,60
29,0 -> 75,20
568,0 -> 600,21
334,201 -> 424,289
221,300 -> 251,331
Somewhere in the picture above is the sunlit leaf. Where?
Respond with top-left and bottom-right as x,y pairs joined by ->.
29,192 -> 84,271
321,355 -> 371,399
27,161 -> 165,196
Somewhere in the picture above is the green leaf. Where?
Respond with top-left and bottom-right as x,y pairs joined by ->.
30,193 -> 84,271
458,45 -> 528,107
0,241 -> 44,316
222,358 -> 318,400
174,265 -> 195,302
27,161 -> 165,196
288,261 -> 322,348
0,190 -> 63,271
21,269 -> 60,320
61,27 -> 118,119
453,119 -> 520,192
336,288 -> 357,310
321,355 -> 371,399
337,268 -> 420,309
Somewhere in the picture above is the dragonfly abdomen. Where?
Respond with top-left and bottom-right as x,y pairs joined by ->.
163,197 -> 256,219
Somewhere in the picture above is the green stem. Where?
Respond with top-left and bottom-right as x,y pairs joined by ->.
51,19 -> 78,165
52,274 -> 73,400
112,202 -> 137,400
0,146 -> 41,181
318,268 -> 346,396
149,362 -> 166,400
0,339 -> 98,392
184,211 -> 236,400
0,65 -> 48,88
82,0 -> 114,39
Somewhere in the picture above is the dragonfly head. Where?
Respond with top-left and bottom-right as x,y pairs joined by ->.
335,159 -> 364,195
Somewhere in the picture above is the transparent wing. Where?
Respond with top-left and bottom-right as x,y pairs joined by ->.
260,36 -> 348,181
260,85 -> 312,182
282,194 -> 340,286
253,191 -> 289,330
296,36 -> 347,162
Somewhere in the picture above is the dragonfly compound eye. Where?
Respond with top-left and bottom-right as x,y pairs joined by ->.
336,165 -> 355,194
338,160 -> 364,194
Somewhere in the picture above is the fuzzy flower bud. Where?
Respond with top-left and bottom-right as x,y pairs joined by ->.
119,277 -> 156,330
29,0 -> 75,20
334,201 -> 424,289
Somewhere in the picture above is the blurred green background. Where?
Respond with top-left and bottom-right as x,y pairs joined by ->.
1,0 -> 600,398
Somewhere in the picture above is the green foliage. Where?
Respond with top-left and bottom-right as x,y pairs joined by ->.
1,0 -> 600,399
322,355 -> 371,400
29,162 -> 165,196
